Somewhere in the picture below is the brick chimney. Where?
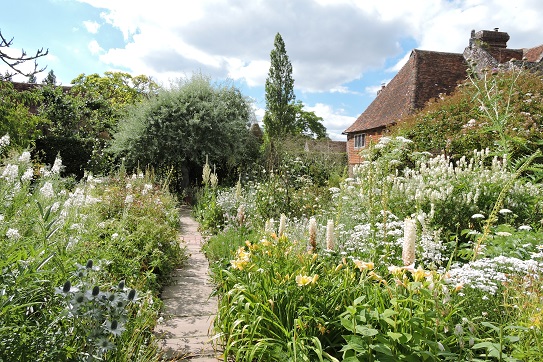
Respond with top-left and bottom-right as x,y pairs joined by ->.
472,28 -> 510,49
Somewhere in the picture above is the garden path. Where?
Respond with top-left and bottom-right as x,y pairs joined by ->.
155,206 -> 222,361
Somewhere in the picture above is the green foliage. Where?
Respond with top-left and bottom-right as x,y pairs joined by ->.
110,73 -> 258,192
340,271 -> 469,361
34,136 -> 94,178
0,81 -> 42,148
32,72 -> 159,177
42,69 -> 57,85
204,132 -> 543,360
263,34 -> 327,140
0,148 -> 186,361
292,101 -> 328,139
393,69 -> 543,160
264,33 -> 296,139
70,71 -> 159,137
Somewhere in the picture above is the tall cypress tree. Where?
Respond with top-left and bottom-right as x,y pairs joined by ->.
263,33 -> 296,139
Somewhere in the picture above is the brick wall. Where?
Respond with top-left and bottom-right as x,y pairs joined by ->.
346,127 -> 385,174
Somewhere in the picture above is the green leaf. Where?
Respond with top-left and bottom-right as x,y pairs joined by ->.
382,317 -> 396,328
341,335 -> 368,353
386,331 -> 412,343
387,331 -> 403,342
472,341 -> 501,357
380,309 -> 397,318
480,321 -> 500,333
371,343 -> 393,356
355,325 -> 379,337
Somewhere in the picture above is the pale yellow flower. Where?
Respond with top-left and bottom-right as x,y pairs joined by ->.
411,267 -> 430,282
353,259 -> 374,271
368,271 -> 383,281
296,274 -> 318,286
388,265 -> 404,277
230,259 -> 249,270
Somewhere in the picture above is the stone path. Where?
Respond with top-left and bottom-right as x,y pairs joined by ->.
155,206 -> 222,361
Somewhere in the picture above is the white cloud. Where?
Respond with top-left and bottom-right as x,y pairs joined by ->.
306,103 -> 354,140
76,0 -> 543,101
88,40 -> 104,55
388,51 -> 411,73
83,20 -> 101,34
78,0 -> 408,92
364,84 -> 383,98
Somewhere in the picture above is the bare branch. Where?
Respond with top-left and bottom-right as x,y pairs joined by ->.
0,29 -> 49,78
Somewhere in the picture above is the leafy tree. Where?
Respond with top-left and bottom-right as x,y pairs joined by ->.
292,101 -> 327,139
70,71 -> 159,137
0,81 -> 41,148
2,71 -> 12,81
110,73 -> 258,192
27,74 -> 37,84
42,69 -> 57,85
0,30 -> 48,78
34,72 -> 159,177
263,33 -> 296,139
263,33 -> 327,140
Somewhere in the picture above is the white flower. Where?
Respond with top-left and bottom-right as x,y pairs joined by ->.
6,228 -> 21,240
142,184 -> 153,195
40,182 -> 55,198
278,214 -> 287,237
498,208 -> 512,214
50,202 -> 60,213
518,225 -> 532,231
51,157 -> 63,174
2,164 -> 19,181
21,167 -> 33,182
0,134 -> 10,148
402,218 -> 416,267
124,195 -> 134,204
326,219 -> 335,250
495,231 -> 512,237
18,151 -> 31,163
471,213 -> 485,219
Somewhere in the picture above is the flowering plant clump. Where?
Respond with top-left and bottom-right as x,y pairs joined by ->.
0,146 -> 186,361
55,260 -> 140,359
203,136 -> 543,361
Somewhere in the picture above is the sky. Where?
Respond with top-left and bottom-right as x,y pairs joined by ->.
1,0 -> 543,141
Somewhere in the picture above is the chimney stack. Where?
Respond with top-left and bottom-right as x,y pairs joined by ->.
473,28 -> 510,48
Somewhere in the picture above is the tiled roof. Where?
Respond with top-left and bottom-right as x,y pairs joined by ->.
524,44 -> 543,62
344,49 -> 467,134
486,48 -> 523,63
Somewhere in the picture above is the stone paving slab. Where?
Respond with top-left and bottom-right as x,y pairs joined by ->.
156,206 -> 222,361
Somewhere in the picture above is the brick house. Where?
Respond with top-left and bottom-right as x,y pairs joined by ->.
343,28 -> 543,171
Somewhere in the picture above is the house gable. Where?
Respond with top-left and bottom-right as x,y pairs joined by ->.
344,28 -> 543,171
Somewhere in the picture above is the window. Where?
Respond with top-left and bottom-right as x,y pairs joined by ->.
354,133 -> 366,149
